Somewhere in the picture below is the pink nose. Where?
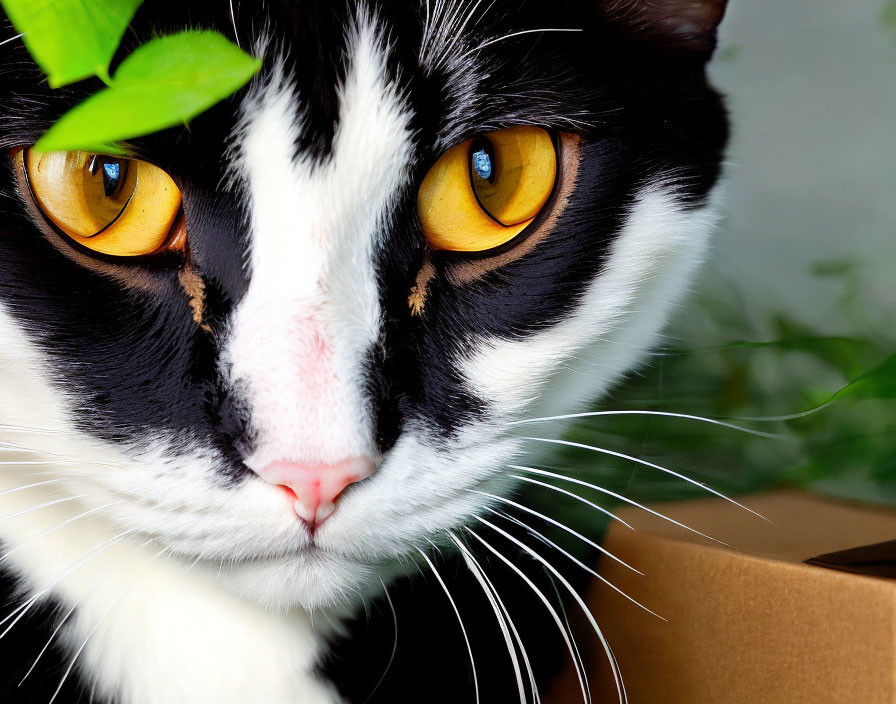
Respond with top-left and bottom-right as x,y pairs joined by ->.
256,457 -> 376,527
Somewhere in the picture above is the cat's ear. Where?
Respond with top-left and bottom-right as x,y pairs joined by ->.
596,0 -> 729,57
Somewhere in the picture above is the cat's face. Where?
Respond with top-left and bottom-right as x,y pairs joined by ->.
0,1 -> 727,610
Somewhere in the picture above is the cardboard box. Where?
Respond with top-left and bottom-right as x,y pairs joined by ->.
546,491 -> 896,703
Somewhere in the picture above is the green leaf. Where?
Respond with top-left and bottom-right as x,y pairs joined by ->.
34,31 -> 261,153
0,0 -> 143,87
832,353 -> 896,403
757,352 -> 896,421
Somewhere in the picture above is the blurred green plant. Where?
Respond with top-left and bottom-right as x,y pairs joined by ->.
882,0 -> 896,39
0,0 -> 260,153
716,45 -> 742,63
523,259 -> 896,553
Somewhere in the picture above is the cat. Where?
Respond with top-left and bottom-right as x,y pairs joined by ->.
0,0 -> 728,702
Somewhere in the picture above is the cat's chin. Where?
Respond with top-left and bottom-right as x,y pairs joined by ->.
211,546 -> 384,613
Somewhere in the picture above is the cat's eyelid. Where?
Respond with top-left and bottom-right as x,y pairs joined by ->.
445,132 -> 582,284
13,148 -> 186,262
417,126 -> 560,254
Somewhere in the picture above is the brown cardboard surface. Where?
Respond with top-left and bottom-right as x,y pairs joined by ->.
545,491 -> 896,704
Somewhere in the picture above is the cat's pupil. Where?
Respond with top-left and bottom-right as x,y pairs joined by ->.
472,150 -> 492,180
101,162 -> 122,198
88,155 -> 126,198
470,139 -> 495,184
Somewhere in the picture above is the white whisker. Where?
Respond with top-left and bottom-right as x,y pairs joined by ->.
0,528 -> 138,641
20,599 -> 80,685
544,573 -> 590,704
0,441 -> 45,453
435,0 -> 497,68
475,517 -> 627,704
0,449 -> 54,458
492,509 -> 664,621
457,28 -> 583,61
424,536 -> 445,559
469,490 -> 642,574
508,474 -> 634,529
0,424 -> 68,435
1,501 -> 125,565
0,461 -> 71,467
362,579 -> 398,704
521,437 -> 771,524
513,466 -> 730,546
229,0 -> 240,47
49,541 -> 170,704
0,32 -> 24,48
508,410 -> 778,438
0,494 -> 91,523
736,403 -> 834,422
0,479 -> 63,496
451,533 -> 527,704
452,532 -> 541,704
18,562 -> 116,686
466,527 -> 591,704
416,548 -> 480,704
0,447 -> 120,469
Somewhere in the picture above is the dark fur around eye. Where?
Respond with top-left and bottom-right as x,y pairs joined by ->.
0,1 -> 727,700
0,0 -> 726,450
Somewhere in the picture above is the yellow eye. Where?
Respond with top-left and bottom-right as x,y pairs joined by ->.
417,126 -> 557,252
21,149 -> 184,258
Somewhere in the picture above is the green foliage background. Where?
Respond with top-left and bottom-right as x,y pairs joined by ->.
522,260 -> 896,554
522,1 -> 896,540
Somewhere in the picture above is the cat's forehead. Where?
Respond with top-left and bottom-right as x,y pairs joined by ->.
232,0 -> 593,155
0,0 -> 595,163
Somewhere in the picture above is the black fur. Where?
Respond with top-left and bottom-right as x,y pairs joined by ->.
0,0 -> 727,700
321,524 -> 596,703
0,567 -> 98,703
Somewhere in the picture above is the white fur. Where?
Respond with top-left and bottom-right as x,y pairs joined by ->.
0,311 -> 340,704
226,18 -> 413,472
0,13 -> 420,704
466,184 -> 721,428
0,9 -> 723,704
0,171 -> 720,704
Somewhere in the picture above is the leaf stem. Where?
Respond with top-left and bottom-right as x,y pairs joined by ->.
96,66 -> 113,87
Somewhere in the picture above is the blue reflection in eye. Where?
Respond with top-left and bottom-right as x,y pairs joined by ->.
103,162 -> 120,183
102,161 -> 122,197
471,149 -> 493,180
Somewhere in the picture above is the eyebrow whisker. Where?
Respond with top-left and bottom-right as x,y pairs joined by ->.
457,28 -> 583,62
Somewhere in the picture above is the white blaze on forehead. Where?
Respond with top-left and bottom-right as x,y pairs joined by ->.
226,17 -> 414,468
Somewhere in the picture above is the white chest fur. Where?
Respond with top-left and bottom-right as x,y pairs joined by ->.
0,481 -> 342,704
0,307 -> 341,704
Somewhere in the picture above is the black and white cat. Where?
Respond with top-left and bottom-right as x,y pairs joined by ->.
0,0 -> 728,701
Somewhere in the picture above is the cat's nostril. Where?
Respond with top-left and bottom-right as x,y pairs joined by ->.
255,457 -> 376,529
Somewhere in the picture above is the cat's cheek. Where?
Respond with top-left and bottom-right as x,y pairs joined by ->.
462,182 -> 723,429
316,432 -> 522,556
